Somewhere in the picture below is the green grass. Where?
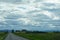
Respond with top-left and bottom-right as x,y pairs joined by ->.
14,32 -> 60,40
0,32 -> 7,40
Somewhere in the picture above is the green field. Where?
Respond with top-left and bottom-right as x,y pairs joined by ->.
14,32 -> 60,40
0,32 -> 7,40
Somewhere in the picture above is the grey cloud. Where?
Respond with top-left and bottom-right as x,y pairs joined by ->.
50,20 -> 60,26
0,0 -> 22,4
0,0 -> 32,4
43,3 -> 55,6
4,13 -> 23,19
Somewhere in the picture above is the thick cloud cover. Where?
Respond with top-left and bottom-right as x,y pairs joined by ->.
0,0 -> 60,31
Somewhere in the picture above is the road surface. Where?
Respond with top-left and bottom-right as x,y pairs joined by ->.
5,33 -> 29,40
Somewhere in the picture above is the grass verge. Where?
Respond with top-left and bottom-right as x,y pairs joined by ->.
14,32 -> 60,40
0,32 -> 8,40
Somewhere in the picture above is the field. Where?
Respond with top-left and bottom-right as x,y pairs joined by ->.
14,32 -> 60,40
0,32 -> 7,40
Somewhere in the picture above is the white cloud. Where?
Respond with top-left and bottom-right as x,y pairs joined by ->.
0,16 -> 5,22
49,24 -> 56,28
31,21 -> 40,26
41,11 -> 60,20
17,18 -> 40,26
43,0 -> 60,3
43,3 -> 60,9
42,11 -> 53,18
17,18 -> 31,24
53,16 -> 60,20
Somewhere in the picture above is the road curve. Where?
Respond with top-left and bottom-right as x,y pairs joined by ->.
5,33 -> 29,40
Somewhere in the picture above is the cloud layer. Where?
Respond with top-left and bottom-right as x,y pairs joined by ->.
0,0 -> 60,31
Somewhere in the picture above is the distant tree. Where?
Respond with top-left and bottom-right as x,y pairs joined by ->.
16,30 -> 20,32
22,29 -> 27,32
12,29 -> 14,33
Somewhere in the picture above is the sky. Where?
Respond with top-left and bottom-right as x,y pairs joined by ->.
0,0 -> 60,31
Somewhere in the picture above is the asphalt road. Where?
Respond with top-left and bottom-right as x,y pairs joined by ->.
5,33 -> 29,40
